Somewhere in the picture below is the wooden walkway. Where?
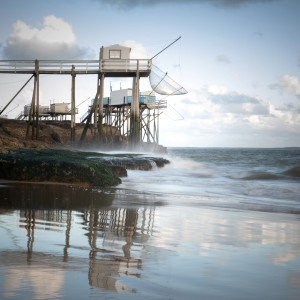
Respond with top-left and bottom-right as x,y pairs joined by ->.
0,59 -> 151,77
0,58 -> 157,144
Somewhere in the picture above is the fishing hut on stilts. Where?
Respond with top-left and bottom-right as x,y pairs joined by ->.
0,38 -> 187,150
79,44 -> 155,148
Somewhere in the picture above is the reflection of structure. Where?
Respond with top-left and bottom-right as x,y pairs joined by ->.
1,183 -> 156,293
83,207 -> 155,291
23,210 -> 35,262
2,181 -> 300,298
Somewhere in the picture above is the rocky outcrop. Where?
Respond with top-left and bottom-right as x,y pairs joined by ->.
0,148 -> 170,187
96,155 -> 170,171
0,148 -> 122,187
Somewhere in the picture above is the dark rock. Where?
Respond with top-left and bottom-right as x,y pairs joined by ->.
90,155 -> 170,171
0,149 -> 170,188
51,132 -> 61,143
0,148 -> 123,187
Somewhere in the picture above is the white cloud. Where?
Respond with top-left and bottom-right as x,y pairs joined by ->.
180,86 -> 270,117
210,92 -> 270,115
123,40 -> 152,58
269,103 -> 300,130
207,84 -> 228,95
278,75 -> 300,97
160,85 -> 300,147
2,15 -> 88,59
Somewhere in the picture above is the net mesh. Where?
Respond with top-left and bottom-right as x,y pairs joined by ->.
149,64 -> 187,96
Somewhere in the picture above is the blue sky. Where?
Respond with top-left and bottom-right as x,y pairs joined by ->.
0,0 -> 299,147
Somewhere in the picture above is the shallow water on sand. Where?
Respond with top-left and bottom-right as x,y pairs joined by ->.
0,148 -> 300,299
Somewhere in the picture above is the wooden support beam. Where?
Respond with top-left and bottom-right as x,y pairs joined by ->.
97,73 -> 104,139
26,75 -> 37,139
79,74 -> 101,144
35,60 -> 40,139
130,60 -> 141,146
71,65 -> 76,143
0,75 -> 34,116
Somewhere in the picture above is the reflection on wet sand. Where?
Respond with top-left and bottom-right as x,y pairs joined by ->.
155,207 -> 300,262
0,182 -> 300,299
0,183 -> 155,296
0,182 -> 115,209
86,208 -> 148,292
2,260 -> 65,300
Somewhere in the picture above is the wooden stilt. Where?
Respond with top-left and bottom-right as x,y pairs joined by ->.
26,75 -> 37,139
35,60 -> 39,139
130,60 -> 140,146
98,73 -> 105,139
71,65 -> 76,143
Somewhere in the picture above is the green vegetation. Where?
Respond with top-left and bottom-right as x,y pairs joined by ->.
0,148 -> 123,187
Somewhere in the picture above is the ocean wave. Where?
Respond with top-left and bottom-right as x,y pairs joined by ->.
145,191 -> 300,215
239,172 -> 282,180
282,165 -> 300,178
236,165 -> 300,181
238,201 -> 300,214
166,156 -> 203,170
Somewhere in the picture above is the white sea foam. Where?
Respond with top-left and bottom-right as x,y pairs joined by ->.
120,147 -> 300,214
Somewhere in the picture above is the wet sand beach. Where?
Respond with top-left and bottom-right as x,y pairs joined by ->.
0,147 -> 300,299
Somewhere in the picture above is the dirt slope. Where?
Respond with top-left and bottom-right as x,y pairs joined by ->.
0,118 -> 99,151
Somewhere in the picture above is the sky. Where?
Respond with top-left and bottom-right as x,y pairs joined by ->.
0,0 -> 299,148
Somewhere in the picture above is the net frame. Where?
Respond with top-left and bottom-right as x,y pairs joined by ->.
149,64 -> 187,96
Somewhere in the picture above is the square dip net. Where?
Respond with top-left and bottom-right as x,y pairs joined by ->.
149,64 -> 187,96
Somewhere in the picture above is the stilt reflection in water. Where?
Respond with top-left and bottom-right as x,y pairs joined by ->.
0,182 -> 156,297
1,146 -> 300,300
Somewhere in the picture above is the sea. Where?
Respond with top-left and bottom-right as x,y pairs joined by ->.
0,147 -> 299,300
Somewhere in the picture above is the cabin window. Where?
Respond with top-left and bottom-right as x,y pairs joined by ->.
109,50 -> 121,59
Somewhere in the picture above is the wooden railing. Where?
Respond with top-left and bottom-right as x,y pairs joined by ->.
0,59 -> 152,75
0,60 -> 99,74
100,59 -> 152,73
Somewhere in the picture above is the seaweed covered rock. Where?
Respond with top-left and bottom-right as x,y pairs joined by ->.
97,156 -> 170,170
0,148 -> 124,187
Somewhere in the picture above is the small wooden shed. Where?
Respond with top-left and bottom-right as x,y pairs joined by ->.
50,103 -> 70,114
100,44 -> 131,60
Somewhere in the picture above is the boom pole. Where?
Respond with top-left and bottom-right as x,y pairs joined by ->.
151,36 -> 181,60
